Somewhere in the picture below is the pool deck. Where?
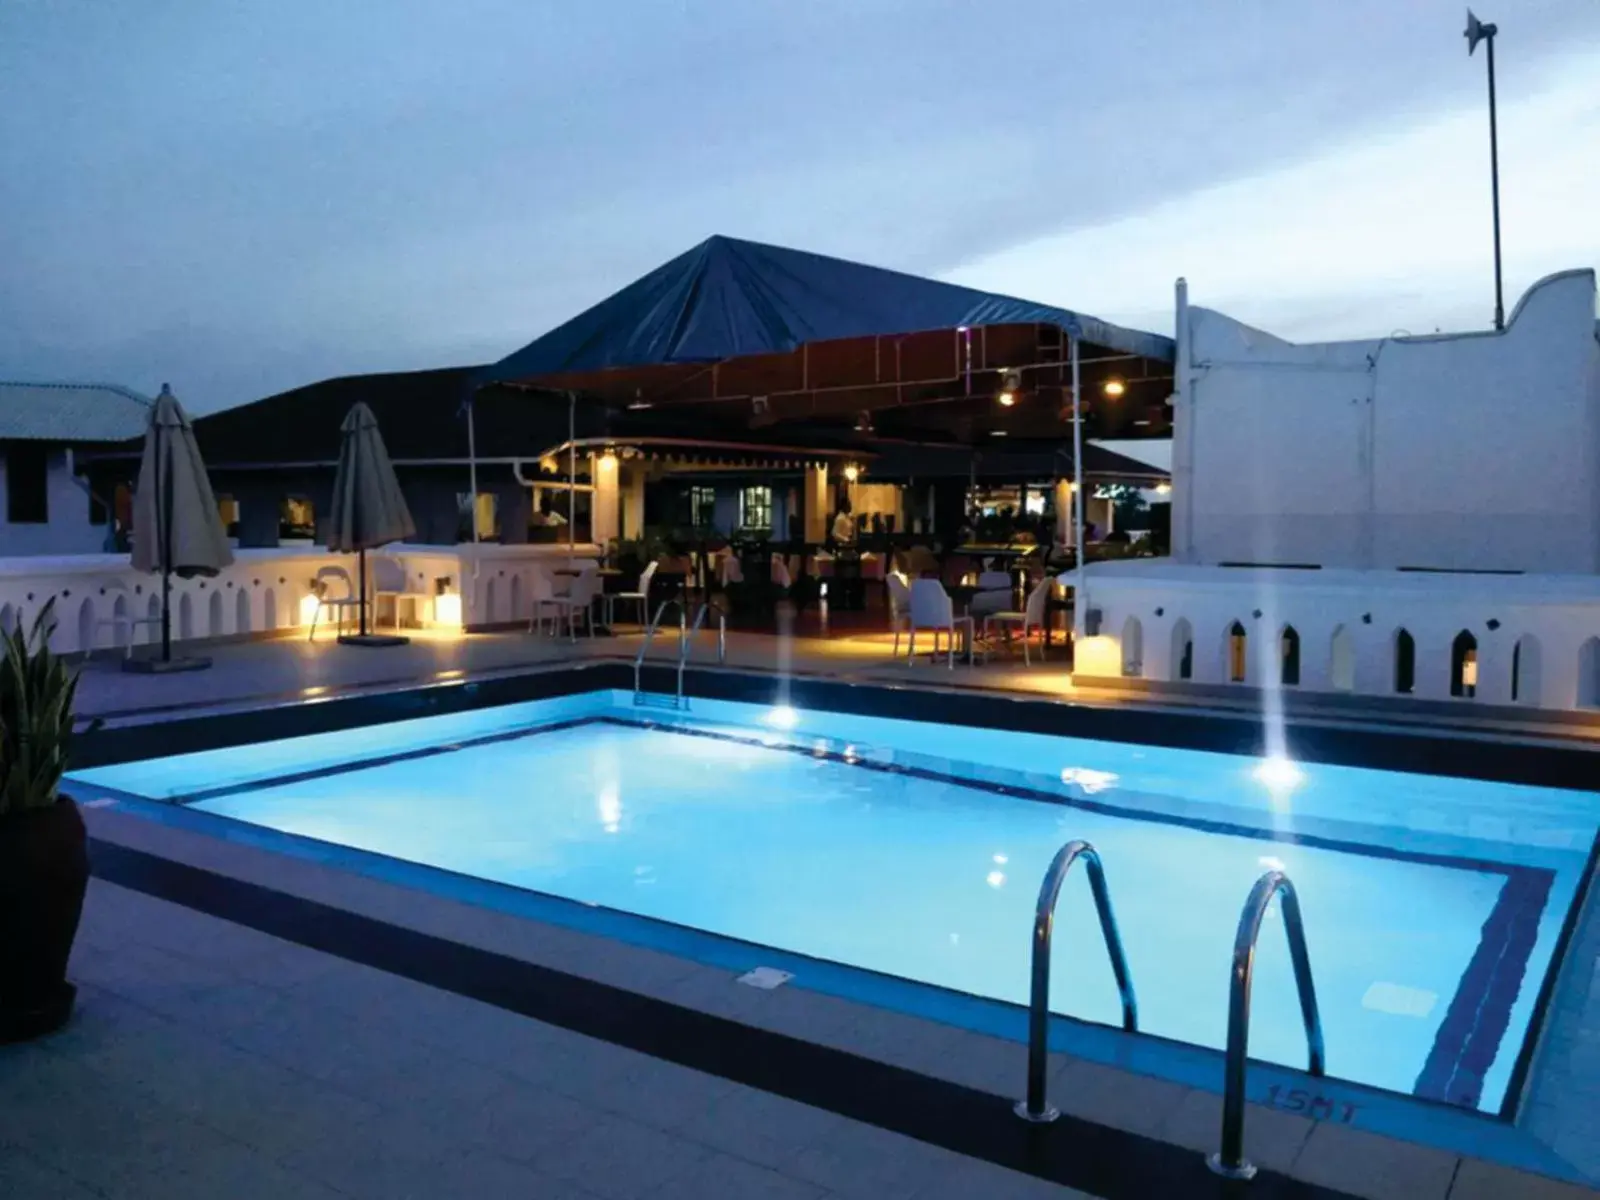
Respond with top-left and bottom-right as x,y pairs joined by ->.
5,627 -> 1597,1199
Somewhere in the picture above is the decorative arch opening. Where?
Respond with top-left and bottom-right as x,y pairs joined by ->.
1171,618 -> 1194,681
1511,634 -> 1541,705
509,575 -> 524,622
263,588 -> 278,631
77,597 -> 96,653
1394,629 -> 1416,695
484,578 -> 499,625
1450,630 -> 1478,698
111,594 -> 130,648
1580,638 -> 1600,708
1226,621 -> 1248,683
208,590 -> 225,637
235,588 -> 252,635
0,603 -> 14,636
178,593 -> 195,641
1329,625 -> 1355,691
1121,616 -> 1143,677
1279,625 -> 1301,687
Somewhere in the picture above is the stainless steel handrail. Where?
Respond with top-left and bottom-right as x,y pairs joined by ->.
1014,840 -> 1137,1123
673,603 -> 726,707
1207,870 -> 1326,1181
633,599 -> 686,701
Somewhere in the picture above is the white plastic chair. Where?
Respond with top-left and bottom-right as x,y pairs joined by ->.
886,572 -> 912,658
527,572 -> 562,636
977,570 -> 1012,590
94,579 -> 162,658
607,560 -> 657,629
983,576 -> 1053,665
307,566 -> 361,641
545,565 -> 600,641
371,556 -> 427,632
906,579 -> 973,669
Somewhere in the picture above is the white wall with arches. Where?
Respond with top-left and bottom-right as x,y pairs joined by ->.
1073,560 -> 1600,711
0,542 -> 598,656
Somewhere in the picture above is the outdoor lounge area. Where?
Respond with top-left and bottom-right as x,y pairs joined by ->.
2,240 -> 1598,1200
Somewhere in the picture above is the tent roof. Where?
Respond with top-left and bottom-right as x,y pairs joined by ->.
486,235 -> 1173,385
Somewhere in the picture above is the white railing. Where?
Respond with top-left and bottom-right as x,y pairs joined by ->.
0,542 -> 601,655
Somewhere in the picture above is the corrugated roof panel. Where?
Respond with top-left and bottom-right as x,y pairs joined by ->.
0,382 -> 152,443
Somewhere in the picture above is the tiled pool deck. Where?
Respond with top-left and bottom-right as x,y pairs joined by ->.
4,628 -> 1596,1199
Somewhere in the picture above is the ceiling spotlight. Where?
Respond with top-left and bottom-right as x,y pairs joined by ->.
1103,379 -> 1126,398
997,391 -> 1016,407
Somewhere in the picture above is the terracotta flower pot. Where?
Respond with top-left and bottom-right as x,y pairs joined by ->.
0,796 -> 89,1042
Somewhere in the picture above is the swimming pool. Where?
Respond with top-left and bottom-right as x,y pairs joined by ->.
69,687 -> 1598,1116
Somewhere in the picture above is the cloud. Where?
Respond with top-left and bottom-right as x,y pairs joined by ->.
944,44 -> 1600,343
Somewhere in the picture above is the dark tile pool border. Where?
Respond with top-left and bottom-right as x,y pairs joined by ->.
88,836 -> 1367,1200
75,660 -> 1600,794
101,701 -> 1559,1119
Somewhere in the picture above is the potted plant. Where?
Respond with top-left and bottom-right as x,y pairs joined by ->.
0,601 -> 91,1043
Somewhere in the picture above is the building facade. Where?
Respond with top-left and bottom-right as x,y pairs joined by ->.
1074,269 -> 1600,711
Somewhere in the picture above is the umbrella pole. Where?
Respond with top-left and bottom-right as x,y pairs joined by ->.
160,420 -> 173,662
359,547 -> 369,636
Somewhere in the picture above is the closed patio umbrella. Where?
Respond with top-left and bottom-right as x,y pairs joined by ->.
328,402 -> 416,645
129,384 -> 233,671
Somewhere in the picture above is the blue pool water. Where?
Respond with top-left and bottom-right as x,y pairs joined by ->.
70,690 -> 1598,1115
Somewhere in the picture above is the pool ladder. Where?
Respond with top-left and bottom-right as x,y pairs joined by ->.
1014,846 -> 1324,1183
632,599 -> 725,711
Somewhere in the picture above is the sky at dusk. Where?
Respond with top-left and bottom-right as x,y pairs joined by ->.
2,0 -> 1597,412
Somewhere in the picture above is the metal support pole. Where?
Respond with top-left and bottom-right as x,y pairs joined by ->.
1069,328 -> 1086,630
466,395 -> 480,542
1486,33 -> 1504,331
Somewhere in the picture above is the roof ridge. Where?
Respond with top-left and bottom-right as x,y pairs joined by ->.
0,380 -> 152,403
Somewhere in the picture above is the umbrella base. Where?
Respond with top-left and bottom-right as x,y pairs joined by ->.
336,633 -> 410,648
122,655 -> 212,674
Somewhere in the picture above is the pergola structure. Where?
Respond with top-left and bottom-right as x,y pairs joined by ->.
475,235 -> 1174,548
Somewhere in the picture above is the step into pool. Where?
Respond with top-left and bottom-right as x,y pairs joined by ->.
69,689 -> 1598,1116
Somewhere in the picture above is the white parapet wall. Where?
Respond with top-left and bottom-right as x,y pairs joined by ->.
1172,269 -> 1600,573
1073,559 -> 1600,711
0,542 -> 601,655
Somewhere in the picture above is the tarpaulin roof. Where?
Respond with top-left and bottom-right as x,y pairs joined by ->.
485,235 -> 1173,385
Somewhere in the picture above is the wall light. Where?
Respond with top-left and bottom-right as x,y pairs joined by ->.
1103,379 -> 1126,398
1155,482 -> 1172,496
599,448 -> 618,467
842,463 -> 861,483
298,592 -> 322,628
997,368 -> 1022,406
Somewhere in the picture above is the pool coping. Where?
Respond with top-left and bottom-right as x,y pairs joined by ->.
77,801 -> 1593,1199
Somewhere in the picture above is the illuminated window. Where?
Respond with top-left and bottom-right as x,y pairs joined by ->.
280,496 -> 315,541
1227,621 -> 1248,683
740,486 -> 772,530
690,486 -> 716,528
217,495 -> 240,538
1451,630 -> 1478,699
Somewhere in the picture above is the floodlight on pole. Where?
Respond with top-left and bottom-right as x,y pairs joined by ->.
1464,9 -> 1505,331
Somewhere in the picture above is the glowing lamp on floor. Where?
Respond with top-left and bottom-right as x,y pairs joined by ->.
433,576 -> 463,629
434,593 -> 463,629
298,592 -> 322,627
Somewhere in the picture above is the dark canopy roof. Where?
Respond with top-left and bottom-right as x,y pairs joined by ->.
86,366 -> 603,468
484,235 -> 1172,386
